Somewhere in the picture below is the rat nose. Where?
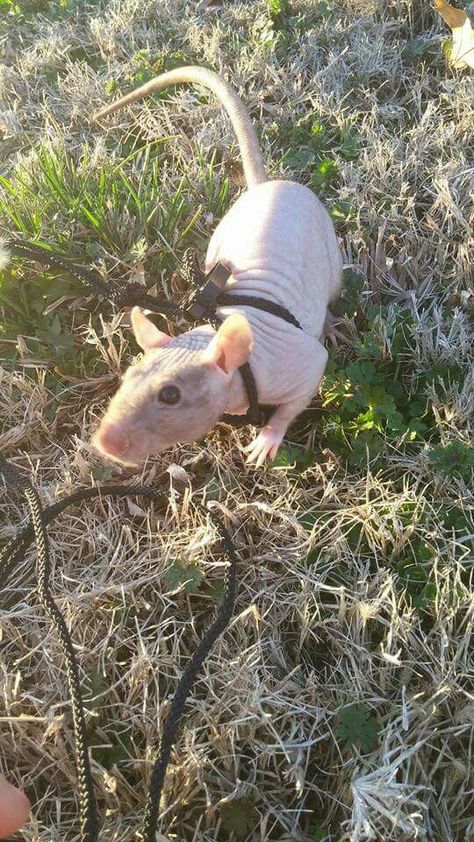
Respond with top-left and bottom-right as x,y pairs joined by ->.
95,422 -> 130,458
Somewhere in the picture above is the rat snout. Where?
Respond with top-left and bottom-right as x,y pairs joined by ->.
93,421 -> 132,461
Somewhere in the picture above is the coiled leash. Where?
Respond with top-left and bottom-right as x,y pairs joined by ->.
0,454 -> 238,841
1,239 -> 302,837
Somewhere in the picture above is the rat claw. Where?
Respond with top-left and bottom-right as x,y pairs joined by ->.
244,426 -> 284,467
244,442 -> 263,465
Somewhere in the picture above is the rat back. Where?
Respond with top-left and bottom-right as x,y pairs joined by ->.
205,180 -> 342,339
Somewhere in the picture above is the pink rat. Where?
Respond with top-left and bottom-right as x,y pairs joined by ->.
92,67 -> 342,468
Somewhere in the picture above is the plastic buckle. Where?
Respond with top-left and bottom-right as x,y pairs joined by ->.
186,262 -> 232,319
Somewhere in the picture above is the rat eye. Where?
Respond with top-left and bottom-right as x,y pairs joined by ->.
158,385 -> 181,405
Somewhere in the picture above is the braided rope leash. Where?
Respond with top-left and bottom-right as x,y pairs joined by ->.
7,240 -> 181,316
0,457 -> 98,842
0,456 -> 239,841
1,241 -> 302,834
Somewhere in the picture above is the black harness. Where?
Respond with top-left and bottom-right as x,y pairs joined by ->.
7,240 -> 303,428
178,248 -> 303,427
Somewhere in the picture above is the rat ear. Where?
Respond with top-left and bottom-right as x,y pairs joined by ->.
202,313 -> 253,375
131,307 -> 172,351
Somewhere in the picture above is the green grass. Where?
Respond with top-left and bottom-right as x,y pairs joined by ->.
0,140 -> 195,256
0,140 -> 226,376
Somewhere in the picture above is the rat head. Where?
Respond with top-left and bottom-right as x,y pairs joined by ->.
93,307 -> 253,465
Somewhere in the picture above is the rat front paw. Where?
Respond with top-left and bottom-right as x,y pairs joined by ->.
244,426 -> 284,468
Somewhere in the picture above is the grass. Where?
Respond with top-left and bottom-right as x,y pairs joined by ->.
0,0 -> 473,840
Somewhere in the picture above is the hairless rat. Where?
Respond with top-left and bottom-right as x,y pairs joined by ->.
92,66 -> 342,468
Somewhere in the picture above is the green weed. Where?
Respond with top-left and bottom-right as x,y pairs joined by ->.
126,48 -> 203,91
267,0 -> 295,30
309,823 -> 331,841
269,114 -> 360,198
263,0 -> 335,54
428,441 -> 474,481
271,445 -> 315,471
0,0 -> 72,23
163,558 -> 205,595
396,557 -> 437,610
335,703 -> 381,754
320,327 -> 432,468
220,799 -> 259,839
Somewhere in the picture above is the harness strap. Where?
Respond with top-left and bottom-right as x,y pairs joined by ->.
180,252 -> 303,427
217,293 -> 302,331
221,361 -> 272,428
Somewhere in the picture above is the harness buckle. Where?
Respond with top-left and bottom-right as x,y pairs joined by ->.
185,262 -> 232,320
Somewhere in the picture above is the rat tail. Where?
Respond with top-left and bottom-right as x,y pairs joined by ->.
93,66 -> 266,189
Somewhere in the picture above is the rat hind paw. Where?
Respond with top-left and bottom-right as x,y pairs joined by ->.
244,426 -> 284,468
322,308 -> 351,347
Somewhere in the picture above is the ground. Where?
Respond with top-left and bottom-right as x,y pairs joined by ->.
0,1 -> 473,840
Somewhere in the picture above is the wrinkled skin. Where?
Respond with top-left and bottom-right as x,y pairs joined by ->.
93,311 -> 252,466
93,181 -> 342,467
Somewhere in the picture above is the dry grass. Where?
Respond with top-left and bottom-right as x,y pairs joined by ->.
0,1 -> 473,840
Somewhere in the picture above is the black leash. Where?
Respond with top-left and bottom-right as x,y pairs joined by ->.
0,454 -> 239,841
7,240 -> 180,316
5,239 -> 303,428
1,239 -> 302,836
